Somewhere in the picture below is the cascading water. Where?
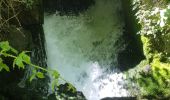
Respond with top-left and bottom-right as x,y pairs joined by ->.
44,0 -> 130,99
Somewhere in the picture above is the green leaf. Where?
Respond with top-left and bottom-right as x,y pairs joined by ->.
51,79 -> 58,91
0,58 -> 10,72
36,72 -> 45,78
0,41 -> 18,54
29,74 -> 36,82
0,63 -> 10,72
13,51 -> 30,69
11,48 -> 18,54
52,70 -> 60,79
0,41 -> 10,52
29,69 -> 37,82
20,52 -> 31,64
165,9 -> 170,25
67,83 -> 76,93
0,58 -> 3,62
15,57 -> 24,69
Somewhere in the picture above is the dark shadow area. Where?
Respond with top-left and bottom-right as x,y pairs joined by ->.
43,0 -> 95,15
116,0 -> 145,71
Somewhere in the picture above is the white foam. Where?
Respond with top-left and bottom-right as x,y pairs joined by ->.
44,0 -> 129,99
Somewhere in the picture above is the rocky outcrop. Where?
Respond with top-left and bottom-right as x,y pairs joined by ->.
126,0 -> 170,99
115,0 -> 144,71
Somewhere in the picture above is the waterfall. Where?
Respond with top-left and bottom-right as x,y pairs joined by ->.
43,0 -> 130,99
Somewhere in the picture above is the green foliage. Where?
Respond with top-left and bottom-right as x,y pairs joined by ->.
0,41 -> 18,54
165,9 -> 170,24
51,70 -> 60,91
67,83 -> 76,93
0,41 -> 76,94
136,59 -> 170,99
29,70 -> 36,82
0,58 -> 10,72
133,0 -> 170,37
13,51 -> 31,69
132,1 -> 170,98
36,72 -> 45,78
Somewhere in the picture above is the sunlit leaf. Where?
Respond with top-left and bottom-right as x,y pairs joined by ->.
0,57 -> 10,72
20,52 -> 31,64
14,56 -> 24,69
11,48 -> 18,54
29,74 -> 36,82
36,72 -> 45,78
29,68 -> 37,82
0,41 -> 10,52
0,63 -> 10,72
13,52 -> 31,69
52,70 -> 60,79
51,79 -> 58,91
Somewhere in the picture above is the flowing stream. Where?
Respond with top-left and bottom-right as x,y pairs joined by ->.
44,0 -> 130,99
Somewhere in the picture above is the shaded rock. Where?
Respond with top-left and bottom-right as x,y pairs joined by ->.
115,0 -> 145,71
44,0 -> 95,15
0,25 -> 32,51
56,83 -> 86,100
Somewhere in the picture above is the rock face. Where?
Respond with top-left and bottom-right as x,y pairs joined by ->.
115,0 -> 145,71
56,83 -> 86,100
44,0 -> 94,14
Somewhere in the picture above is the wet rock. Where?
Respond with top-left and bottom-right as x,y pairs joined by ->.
56,83 -> 86,100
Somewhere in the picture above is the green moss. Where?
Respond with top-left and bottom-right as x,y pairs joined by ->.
133,0 -> 170,98
141,36 -> 153,62
133,35 -> 170,98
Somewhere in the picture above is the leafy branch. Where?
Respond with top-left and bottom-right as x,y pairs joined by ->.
0,41 -> 73,92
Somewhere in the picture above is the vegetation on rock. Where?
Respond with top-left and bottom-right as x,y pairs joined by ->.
130,0 -> 170,99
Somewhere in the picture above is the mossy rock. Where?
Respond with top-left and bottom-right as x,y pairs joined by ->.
134,42 -> 170,98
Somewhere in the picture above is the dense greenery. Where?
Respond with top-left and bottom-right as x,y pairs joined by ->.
131,0 -> 170,99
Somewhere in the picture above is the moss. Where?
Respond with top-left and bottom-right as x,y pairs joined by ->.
133,0 -> 170,98
135,35 -> 170,98
139,59 -> 170,98
141,35 -> 154,62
